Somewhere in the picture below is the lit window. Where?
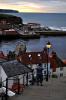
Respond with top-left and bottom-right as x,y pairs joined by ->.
37,53 -> 41,59
28,54 -> 31,58
37,53 -> 41,57
28,54 -> 32,60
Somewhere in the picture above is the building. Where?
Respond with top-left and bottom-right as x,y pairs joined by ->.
17,51 -> 66,78
0,29 -> 20,40
0,60 -> 32,93
27,23 -> 41,32
0,19 -> 11,30
22,24 -> 29,33
27,23 -> 40,29
50,51 -> 66,77
3,29 -> 18,36
17,51 -> 51,78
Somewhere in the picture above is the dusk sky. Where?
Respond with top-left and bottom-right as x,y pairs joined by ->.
0,0 -> 66,13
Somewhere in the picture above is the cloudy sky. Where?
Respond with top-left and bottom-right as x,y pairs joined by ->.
0,0 -> 66,13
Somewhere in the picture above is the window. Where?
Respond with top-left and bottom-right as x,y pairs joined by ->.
28,54 -> 32,60
60,73 -> 63,77
28,73 -> 32,79
44,64 -> 46,68
44,71 -> 46,75
37,53 -> 41,59
13,76 -> 19,84
60,67 -> 63,71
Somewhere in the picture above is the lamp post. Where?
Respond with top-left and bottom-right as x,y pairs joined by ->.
46,41 -> 51,81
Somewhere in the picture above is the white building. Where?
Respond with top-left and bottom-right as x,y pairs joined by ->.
50,51 -> 66,77
27,23 -> 40,29
0,60 -> 32,93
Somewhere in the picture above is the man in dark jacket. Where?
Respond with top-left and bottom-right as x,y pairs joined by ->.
36,63 -> 43,86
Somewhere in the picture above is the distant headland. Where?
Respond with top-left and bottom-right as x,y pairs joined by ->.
0,9 -> 19,13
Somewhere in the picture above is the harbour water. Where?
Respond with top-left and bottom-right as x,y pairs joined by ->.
0,36 -> 66,60
0,13 -> 66,59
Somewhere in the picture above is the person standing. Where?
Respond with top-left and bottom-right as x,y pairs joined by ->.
36,64 -> 43,86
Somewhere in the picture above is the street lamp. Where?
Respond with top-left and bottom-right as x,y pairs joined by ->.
46,41 -> 51,81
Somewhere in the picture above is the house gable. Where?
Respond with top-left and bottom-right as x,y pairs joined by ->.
0,65 -> 7,82
1,60 -> 32,78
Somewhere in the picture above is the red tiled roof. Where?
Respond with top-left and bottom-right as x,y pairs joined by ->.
17,51 -> 65,72
0,51 -> 7,59
17,51 -> 49,64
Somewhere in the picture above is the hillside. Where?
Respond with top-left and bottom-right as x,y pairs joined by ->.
0,14 -> 23,25
0,9 -> 19,13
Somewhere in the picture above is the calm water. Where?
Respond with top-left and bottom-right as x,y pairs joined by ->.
0,36 -> 66,60
0,13 -> 66,59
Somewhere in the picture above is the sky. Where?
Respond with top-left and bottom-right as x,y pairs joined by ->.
0,0 -> 66,13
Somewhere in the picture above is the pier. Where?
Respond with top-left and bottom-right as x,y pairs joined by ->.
36,31 -> 66,36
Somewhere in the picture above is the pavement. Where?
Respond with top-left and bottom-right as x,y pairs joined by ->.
1,77 -> 66,100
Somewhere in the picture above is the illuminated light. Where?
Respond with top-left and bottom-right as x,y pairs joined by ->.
28,54 -> 31,58
46,42 -> 52,49
37,53 -> 41,57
